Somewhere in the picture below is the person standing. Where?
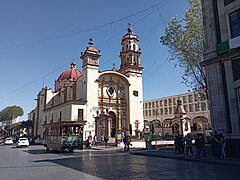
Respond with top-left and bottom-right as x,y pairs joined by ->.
123,136 -> 128,151
195,135 -> 204,158
185,133 -> 194,157
219,133 -> 226,159
93,135 -> 98,146
214,131 -> 222,159
180,135 -> 186,156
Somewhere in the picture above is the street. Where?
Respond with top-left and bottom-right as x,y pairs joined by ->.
0,145 -> 239,180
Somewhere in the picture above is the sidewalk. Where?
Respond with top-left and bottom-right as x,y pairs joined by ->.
130,147 -> 240,167
75,144 -> 122,153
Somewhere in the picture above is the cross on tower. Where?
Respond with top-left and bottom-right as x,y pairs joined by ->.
112,63 -> 116,69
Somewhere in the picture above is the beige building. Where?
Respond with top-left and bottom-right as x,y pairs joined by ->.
201,0 -> 240,156
143,91 -> 211,138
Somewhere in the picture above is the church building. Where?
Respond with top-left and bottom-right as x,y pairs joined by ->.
32,26 -> 144,141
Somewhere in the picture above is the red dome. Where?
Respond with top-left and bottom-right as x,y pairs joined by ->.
57,62 -> 82,82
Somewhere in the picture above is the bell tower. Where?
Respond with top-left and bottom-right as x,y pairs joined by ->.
80,38 -> 101,68
119,25 -> 144,137
80,39 -> 101,134
119,24 -> 143,75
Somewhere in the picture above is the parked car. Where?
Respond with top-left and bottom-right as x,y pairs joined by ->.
16,138 -> 29,147
4,138 -> 13,145
34,137 -> 44,145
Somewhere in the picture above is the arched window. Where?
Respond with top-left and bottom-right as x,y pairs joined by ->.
133,56 -> 137,65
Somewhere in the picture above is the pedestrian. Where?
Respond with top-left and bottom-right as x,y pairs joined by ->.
175,134 -> 183,156
219,133 -> 226,159
185,133 -> 194,157
127,136 -> 131,151
88,133 -> 93,146
201,135 -> 207,158
214,131 -> 222,159
140,132 -> 144,141
100,134 -> 104,144
93,135 -> 98,146
104,135 -> 109,146
174,135 -> 178,155
195,134 -> 204,158
180,135 -> 186,156
85,137 -> 90,149
123,136 -> 128,151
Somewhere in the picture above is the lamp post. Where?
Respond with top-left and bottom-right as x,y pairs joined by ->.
161,118 -> 164,140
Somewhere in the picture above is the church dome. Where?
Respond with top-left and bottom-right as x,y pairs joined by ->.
57,61 -> 82,82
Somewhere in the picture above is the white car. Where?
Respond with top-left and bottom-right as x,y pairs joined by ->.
16,138 -> 29,147
4,138 -> 13,145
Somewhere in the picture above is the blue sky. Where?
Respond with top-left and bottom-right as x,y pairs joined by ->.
0,0 -> 190,120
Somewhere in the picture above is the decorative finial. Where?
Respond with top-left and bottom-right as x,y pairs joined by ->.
112,63 -> 116,69
70,60 -> 76,69
127,23 -> 132,33
89,38 -> 93,46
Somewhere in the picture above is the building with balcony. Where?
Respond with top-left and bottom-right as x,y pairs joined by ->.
201,0 -> 240,156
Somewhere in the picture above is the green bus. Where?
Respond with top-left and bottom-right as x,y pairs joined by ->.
43,120 -> 85,152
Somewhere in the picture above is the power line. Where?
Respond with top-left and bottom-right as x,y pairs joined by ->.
0,0 -> 173,100
157,6 -> 167,28
0,0 -> 169,50
144,50 -> 168,74
144,54 -> 170,80
0,60 -> 72,100
96,0 -> 171,48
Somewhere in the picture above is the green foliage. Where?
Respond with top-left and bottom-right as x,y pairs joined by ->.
0,105 -> 24,123
160,0 -> 206,91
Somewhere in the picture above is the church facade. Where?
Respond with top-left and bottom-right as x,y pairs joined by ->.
32,26 -> 144,141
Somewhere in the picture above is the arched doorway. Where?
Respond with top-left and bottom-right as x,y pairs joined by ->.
109,111 -> 116,138
192,116 -> 210,132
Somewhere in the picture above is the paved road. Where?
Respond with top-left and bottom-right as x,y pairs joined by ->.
0,144 -> 239,180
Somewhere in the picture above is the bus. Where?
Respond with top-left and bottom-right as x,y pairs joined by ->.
43,120 -> 85,152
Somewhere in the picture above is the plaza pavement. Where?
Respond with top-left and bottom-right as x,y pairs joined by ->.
79,144 -> 240,167
130,147 -> 240,167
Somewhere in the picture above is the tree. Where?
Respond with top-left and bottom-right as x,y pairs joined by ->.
160,0 -> 206,91
0,105 -> 24,124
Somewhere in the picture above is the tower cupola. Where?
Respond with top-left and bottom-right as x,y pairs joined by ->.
119,24 -> 143,74
80,38 -> 101,68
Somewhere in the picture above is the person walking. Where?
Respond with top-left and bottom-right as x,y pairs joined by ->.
185,133 -> 194,157
219,133 -> 226,159
123,136 -> 128,151
104,135 -> 109,147
127,136 -> 131,151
